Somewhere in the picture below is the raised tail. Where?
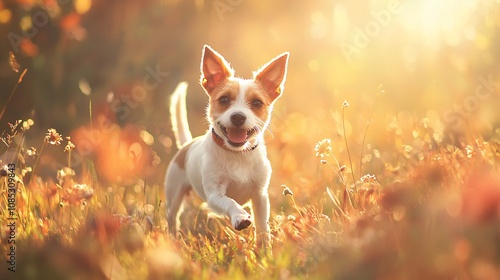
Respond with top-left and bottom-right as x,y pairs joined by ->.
170,82 -> 193,149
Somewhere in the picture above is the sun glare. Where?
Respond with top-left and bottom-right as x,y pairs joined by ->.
2,0 -> 500,278
399,0 -> 480,48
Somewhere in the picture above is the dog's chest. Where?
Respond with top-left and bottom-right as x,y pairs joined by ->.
215,152 -> 270,204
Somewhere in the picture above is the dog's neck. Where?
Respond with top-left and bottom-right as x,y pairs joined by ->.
211,128 -> 259,152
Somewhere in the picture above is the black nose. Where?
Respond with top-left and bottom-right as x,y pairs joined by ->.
230,112 -> 246,127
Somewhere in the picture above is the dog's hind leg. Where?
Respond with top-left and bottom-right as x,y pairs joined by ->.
165,165 -> 191,236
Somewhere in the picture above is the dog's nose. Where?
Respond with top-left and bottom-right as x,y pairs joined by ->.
230,112 -> 246,127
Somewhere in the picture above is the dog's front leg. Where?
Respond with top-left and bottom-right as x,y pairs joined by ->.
207,192 -> 252,231
252,193 -> 271,248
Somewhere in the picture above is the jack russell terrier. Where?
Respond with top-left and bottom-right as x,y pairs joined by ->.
165,45 -> 289,247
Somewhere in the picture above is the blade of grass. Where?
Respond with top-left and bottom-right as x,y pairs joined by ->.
0,69 -> 28,121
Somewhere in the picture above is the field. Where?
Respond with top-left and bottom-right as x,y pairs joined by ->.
1,1 -> 500,279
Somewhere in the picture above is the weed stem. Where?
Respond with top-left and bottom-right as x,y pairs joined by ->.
342,105 -> 357,186
31,141 -> 46,183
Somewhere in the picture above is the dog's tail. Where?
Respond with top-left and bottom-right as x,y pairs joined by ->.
170,82 -> 193,149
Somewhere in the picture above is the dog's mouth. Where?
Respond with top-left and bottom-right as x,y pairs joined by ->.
219,125 -> 257,147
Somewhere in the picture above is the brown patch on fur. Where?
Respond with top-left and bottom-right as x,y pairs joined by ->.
173,140 -> 196,169
207,80 -> 240,118
245,83 -> 273,121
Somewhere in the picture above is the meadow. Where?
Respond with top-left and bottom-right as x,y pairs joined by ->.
1,1 -> 500,279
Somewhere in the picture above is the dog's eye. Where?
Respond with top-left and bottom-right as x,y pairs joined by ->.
251,100 -> 263,109
218,96 -> 230,105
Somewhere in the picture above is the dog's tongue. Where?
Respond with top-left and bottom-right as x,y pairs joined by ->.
227,128 -> 247,144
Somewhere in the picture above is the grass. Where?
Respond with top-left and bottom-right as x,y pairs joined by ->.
1,80 -> 500,279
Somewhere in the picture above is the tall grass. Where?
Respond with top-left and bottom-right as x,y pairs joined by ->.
1,99 -> 499,279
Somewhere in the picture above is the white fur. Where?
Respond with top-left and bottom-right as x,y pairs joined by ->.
169,82 -> 192,148
164,46 -> 288,248
164,83 -> 271,246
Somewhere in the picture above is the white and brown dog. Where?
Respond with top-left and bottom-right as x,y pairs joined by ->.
165,45 -> 289,246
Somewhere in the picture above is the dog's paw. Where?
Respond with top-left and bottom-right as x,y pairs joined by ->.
232,214 -> 252,231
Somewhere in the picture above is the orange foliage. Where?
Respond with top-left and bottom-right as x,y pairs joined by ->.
461,171 -> 500,224
71,114 -> 154,183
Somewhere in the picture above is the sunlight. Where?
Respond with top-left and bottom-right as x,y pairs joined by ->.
399,0 -> 480,48
2,0 -> 500,278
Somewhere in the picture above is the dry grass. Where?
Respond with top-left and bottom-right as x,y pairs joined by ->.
0,52 -> 500,279
1,100 -> 500,280
2,1 -> 500,279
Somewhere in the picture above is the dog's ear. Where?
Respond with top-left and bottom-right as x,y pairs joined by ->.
254,52 -> 289,101
200,45 -> 234,94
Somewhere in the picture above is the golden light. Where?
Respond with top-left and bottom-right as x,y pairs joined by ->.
74,0 -> 92,14
398,0 -> 480,48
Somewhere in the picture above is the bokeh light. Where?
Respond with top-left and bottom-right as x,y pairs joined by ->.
1,0 -> 500,278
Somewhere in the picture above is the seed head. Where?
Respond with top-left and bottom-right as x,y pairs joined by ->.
64,137 -> 75,152
282,184 -> 293,196
22,119 -> 34,131
26,147 -> 37,157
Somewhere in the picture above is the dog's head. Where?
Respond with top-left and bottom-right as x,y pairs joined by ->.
200,45 -> 289,152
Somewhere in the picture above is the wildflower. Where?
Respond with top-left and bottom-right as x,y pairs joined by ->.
360,174 -> 377,183
433,154 -> 442,162
45,128 -> 63,145
72,183 -> 94,200
26,147 -> 37,157
21,167 -> 31,177
64,137 -> 75,152
342,100 -> 349,108
8,120 -> 22,132
282,184 -> 293,196
315,138 -> 332,158
320,159 -> 327,165
62,183 -> 94,205
57,167 -> 75,183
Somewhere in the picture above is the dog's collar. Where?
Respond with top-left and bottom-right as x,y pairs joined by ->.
211,128 -> 259,152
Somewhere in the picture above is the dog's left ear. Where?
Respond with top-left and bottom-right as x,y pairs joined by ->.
254,52 -> 289,101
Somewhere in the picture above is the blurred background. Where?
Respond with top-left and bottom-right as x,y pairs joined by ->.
0,0 -> 499,191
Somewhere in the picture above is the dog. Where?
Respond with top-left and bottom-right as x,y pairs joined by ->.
164,45 -> 289,247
